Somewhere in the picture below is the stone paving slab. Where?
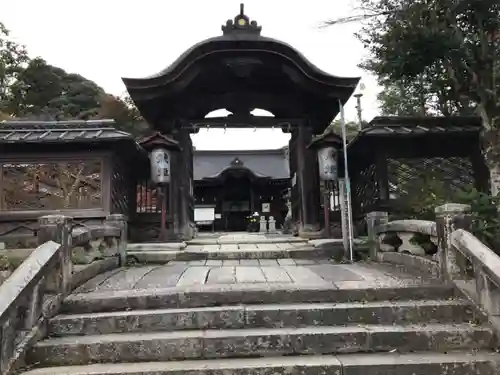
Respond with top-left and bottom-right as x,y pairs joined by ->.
72,261 -> 437,294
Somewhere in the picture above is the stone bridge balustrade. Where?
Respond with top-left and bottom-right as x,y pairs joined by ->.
71,214 -> 127,268
0,214 -> 126,375
366,202 -> 500,337
449,229 -> 500,317
367,214 -> 440,277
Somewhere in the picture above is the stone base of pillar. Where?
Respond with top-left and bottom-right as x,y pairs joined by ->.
179,222 -> 196,240
298,223 -> 322,239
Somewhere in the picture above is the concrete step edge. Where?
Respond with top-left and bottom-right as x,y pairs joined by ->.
29,325 -> 495,367
61,284 -> 458,314
49,299 -> 475,336
19,352 -> 500,375
127,248 -> 328,262
54,298 -> 472,320
38,323 -> 491,346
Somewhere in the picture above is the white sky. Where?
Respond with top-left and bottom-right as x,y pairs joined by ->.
2,0 -> 380,150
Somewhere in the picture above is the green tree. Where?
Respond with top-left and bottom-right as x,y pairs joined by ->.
0,22 -> 149,137
95,94 -> 150,137
326,119 -> 361,140
6,57 -> 104,119
5,58 -> 150,136
0,22 -> 28,111
327,0 -> 500,194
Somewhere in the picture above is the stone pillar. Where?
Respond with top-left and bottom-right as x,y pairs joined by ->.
268,216 -> 277,234
105,214 -> 128,266
366,211 -> 389,260
435,203 -> 472,280
296,126 -> 320,232
259,216 -> 267,233
38,215 -> 73,294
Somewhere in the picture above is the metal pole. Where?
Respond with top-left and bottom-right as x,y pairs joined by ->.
339,99 -> 354,262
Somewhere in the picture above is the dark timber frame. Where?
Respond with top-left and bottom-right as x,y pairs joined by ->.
123,4 -> 359,238
344,116 -> 488,233
0,120 -> 147,243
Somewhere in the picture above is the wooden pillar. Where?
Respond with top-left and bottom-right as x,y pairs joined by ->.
169,138 -> 181,240
289,130 -> 298,224
376,152 -> 390,203
470,142 -> 490,193
174,128 -> 195,240
296,125 -> 320,232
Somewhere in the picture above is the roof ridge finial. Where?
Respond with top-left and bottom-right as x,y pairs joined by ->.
222,3 -> 262,36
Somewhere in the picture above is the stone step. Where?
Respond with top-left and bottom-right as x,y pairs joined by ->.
49,299 -> 474,336
186,237 -> 309,245
127,247 -> 334,263
19,352 -> 500,375
28,323 -> 494,366
61,284 -> 457,314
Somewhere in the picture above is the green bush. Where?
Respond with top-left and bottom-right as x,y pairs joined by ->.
456,187 -> 500,253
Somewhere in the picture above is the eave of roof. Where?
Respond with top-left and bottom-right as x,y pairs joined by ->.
347,116 -> 482,149
0,120 -> 134,144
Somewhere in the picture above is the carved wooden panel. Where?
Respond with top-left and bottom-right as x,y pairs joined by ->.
1,159 -> 102,211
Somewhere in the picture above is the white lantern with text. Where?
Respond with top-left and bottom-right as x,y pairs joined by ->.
149,147 -> 171,184
317,146 -> 337,181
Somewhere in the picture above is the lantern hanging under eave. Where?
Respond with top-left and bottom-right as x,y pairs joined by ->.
139,132 -> 182,185
307,129 -> 343,181
149,147 -> 171,184
317,146 -> 338,181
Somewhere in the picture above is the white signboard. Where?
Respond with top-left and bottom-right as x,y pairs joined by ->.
215,213 -> 222,219
262,203 -> 270,213
194,206 -> 215,222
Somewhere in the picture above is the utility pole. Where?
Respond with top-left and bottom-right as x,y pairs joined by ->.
354,82 -> 366,130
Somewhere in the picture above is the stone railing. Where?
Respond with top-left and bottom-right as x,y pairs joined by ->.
367,211 -> 441,277
367,203 -> 500,333
0,214 -> 126,375
436,206 -> 500,331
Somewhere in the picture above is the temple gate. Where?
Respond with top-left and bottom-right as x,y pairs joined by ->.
123,4 -> 359,240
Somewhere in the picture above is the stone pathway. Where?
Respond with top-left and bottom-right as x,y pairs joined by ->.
75,233 -> 437,296
72,259 -> 437,294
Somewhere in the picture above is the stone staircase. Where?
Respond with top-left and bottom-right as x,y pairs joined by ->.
21,281 -> 500,374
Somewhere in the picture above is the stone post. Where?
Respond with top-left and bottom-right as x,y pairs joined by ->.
366,211 -> 389,260
268,216 -> 277,234
435,203 -> 472,280
38,215 -> 73,294
259,216 -> 267,233
105,214 -> 128,266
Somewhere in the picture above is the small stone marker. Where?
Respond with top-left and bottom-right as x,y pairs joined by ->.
259,216 -> 267,233
268,216 -> 277,233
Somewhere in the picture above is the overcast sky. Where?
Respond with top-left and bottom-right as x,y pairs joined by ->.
2,0 -> 380,150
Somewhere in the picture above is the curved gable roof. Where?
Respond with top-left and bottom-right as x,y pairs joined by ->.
122,5 -> 359,100
193,149 -> 290,181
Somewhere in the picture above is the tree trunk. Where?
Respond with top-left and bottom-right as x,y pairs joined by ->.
488,162 -> 500,197
478,104 -> 500,196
